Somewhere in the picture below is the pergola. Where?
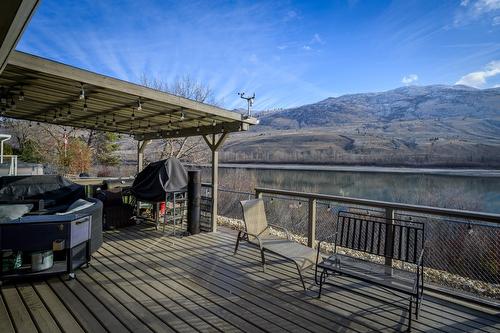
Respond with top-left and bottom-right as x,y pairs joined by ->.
0,1 -> 257,231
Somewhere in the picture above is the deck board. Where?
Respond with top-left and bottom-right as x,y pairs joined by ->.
0,288 -> 15,333
0,223 -> 498,333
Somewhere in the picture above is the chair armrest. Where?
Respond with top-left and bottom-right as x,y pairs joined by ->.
267,224 -> 291,239
239,230 -> 264,249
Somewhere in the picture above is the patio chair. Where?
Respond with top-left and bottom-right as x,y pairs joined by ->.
234,198 -> 317,290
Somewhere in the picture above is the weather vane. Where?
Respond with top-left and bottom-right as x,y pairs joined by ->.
238,92 -> 255,118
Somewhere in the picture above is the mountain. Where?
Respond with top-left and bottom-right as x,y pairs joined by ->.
258,85 -> 500,130
221,85 -> 500,167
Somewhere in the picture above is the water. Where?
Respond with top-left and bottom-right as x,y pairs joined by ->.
200,166 -> 500,214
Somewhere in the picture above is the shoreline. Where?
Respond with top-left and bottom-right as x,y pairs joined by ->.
191,163 -> 500,177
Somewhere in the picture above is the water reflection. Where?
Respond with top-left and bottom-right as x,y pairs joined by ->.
202,168 -> 500,214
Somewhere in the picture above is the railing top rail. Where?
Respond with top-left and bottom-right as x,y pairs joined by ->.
255,187 -> 500,224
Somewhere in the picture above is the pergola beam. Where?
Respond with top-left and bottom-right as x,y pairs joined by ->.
137,121 -> 247,140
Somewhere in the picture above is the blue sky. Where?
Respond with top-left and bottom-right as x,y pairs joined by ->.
17,0 -> 500,110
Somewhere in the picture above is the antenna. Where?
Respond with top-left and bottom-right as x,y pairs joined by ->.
238,92 -> 255,117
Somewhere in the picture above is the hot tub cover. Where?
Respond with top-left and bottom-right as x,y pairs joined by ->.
0,175 -> 85,212
131,158 -> 188,202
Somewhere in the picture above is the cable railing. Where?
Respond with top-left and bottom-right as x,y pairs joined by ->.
201,184 -> 500,306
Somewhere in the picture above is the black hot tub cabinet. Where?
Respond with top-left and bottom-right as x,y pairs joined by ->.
0,175 -> 103,253
0,213 -> 93,282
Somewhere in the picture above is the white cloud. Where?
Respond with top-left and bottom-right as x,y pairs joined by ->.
456,60 -> 500,87
248,53 -> 258,63
493,15 -> 500,24
302,45 -> 312,51
493,84 -> 500,87
474,0 -> 500,14
284,10 -> 298,21
311,33 -> 324,45
401,74 -> 419,85
456,0 -> 500,25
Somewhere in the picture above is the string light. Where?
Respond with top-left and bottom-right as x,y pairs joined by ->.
18,86 -> 24,101
83,97 -> 88,112
212,120 -> 216,127
131,108 -> 135,121
79,83 -> 85,100
112,114 -> 116,126
180,112 -> 185,121
137,98 -> 142,111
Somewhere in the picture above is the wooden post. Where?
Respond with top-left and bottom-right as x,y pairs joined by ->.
137,140 -> 149,174
384,207 -> 395,275
308,198 -> 317,248
203,132 -> 228,233
211,146 -> 219,232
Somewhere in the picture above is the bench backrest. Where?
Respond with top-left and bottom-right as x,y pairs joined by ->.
240,199 -> 269,241
335,211 -> 425,264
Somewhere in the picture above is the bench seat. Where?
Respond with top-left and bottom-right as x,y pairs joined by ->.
318,253 -> 417,295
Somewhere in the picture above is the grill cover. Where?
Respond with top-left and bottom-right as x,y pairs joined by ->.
130,158 -> 188,202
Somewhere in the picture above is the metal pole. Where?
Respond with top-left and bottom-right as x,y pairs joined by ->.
384,207 -> 395,275
308,198 -> 317,248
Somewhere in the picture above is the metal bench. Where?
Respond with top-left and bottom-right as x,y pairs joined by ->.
235,199 -> 317,290
315,211 -> 425,330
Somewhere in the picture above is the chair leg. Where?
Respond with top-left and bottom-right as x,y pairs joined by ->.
234,231 -> 242,255
260,249 -> 266,272
318,269 -> 326,298
415,295 -> 421,319
295,263 -> 307,291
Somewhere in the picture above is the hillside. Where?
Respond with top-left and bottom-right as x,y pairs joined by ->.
221,85 -> 500,167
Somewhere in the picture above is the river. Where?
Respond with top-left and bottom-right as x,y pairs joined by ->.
198,164 -> 500,214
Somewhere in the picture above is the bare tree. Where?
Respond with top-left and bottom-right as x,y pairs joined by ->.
140,74 -> 216,163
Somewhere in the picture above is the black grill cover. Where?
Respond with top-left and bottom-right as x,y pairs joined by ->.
130,158 -> 188,202
0,175 -> 85,211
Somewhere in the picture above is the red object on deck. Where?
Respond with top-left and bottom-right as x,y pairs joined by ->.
160,202 -> 166,214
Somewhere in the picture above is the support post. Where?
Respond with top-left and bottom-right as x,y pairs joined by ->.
136,140 -> 149,174
203,132 -> 228,232
308,198 -> 317,248
384,207 -> 395,275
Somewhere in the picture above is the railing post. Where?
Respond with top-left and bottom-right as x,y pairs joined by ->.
308,198 -> 317,248
384,207 -> 394,275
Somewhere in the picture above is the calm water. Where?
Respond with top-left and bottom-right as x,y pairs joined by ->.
200,166 -> 500,214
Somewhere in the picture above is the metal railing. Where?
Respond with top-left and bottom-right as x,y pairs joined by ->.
201,184 -> 500,304
254,187 -> 500,304
0,155 -> 18,175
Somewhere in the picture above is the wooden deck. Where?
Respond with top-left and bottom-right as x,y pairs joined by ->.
1,224 -> 499,333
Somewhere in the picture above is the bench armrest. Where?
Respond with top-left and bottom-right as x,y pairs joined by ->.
268,224 -> 291,240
